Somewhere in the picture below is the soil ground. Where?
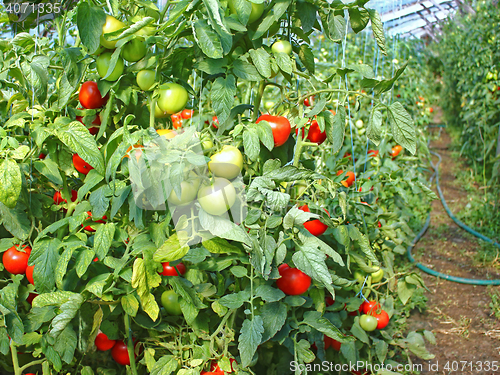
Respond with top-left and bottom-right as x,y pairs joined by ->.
407,111 -> 500,374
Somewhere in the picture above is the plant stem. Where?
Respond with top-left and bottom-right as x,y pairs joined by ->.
251,81 -> 266,122
10,341 -> 20,375
124,313 -> 138,375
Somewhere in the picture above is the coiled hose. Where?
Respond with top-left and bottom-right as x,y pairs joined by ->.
406,130 -> 500,285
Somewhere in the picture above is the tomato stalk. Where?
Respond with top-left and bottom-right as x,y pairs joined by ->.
251,80 -> 266,122
124,313 -> 138,375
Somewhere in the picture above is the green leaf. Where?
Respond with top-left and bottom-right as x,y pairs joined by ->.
303,311 -> 355,342
367,8 -> 387,55
405,332 -> 435,360
348,225 -> 379,266
53,326 -> 77,364
202,237 -> 243,254
229,0 -> 252,24
348,8 -> 370,33
32,291 -> 79,308
195,58 -> 227,75
21,56 -> 49,104
193,19 -> 223,59
254,122 -> 274,151
153,233 -> 190,263
75,249 -> 95,278
296,2 -> 317,33
374,61 -> 408,96
255,285 -> 285,302
219,290 -> 250,309
85,273 -> 112,298
76,3 -> 106,54
43,345 -> 62,371
54,119 -> 105,174
274,52 -> 293,75
243,128 -> 260,161
34,159 -> 63,186
30,238 -> 61,293
397,280 -> 416,305
151,355 -> 179,375
261,302 -> 287,342
293,243 -> 333,294
0,159 -> 22,208
327,12 -> 345,42
121,295 -> 139,317
94,223 -> 115,261
326,106 -> 346,154
211,75 -> 236,126
131,258 -> 161,321
50,294 -> 84,339
233,59 -> 262,81
0,202 -> 30,240
387,102 -> 417,155
249,49 -> 271,78
296,339 -> 315,364
198,212 -> 251,244
366,108 -> 383,146
375,339 -> 388,363
350,316 -> 370,344
298,44 -> 315,74
238,316 -> 264,367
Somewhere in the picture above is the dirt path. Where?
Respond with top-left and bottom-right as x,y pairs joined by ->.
407,115 -> 500,374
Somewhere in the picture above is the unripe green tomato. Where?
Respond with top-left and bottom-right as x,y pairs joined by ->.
228,0 -> 265,24
137,70 -> 155,91
167,172 -> 200,206
122,38 -> 147,62
161,290 -> 182,315
96,52 -> 124,81
208,145 -> 243,180
154,103 -> 168,118
359,314 -> 378,331
157,83 -> 189,114
271,40 -> 292,55
353,270 -> 365,283
264,101 -> 275,110
197,178 -> 236,216
100,15 -> 126,49
371,268 -> 384,283
355,119 -> 364,128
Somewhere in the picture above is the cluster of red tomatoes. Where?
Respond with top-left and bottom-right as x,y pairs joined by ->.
358,300 -> 390,331
200,358 -> 237,374
94,333 -> 139,366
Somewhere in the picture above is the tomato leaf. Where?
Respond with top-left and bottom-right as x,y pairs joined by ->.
387,102 -> 417,155
253,122 -> 274,151
293,242 -> 333,294
366,107 -> 383,146
49,293 -> 84,340
350,316 -> 370,344
0,159 -> 22,208
20,56 -> 49,104
260,302 -> 287,342
252,13 -> 276,39
238,316 -> 264,367
94,223 -> 115,261
121,295 -> 139,317
229,0 -> 252,24
298,44 -> 315,74
326,12 -> 346,42
326,106 -> 346,154
76,3 -> 106,54
153,233 -> 190,263
202,237 -> 243,254
151,355 -> 179,375
30,238 -> 61,293
249,48 -> 271,78
405,332 -> 435,360
367,8 -> 387,55
397,280 -> 416,305
243,128 -> 260,161
373,61 -> 408,96
220,290 -> 250,309
296,2 -> 317,33
348,7 -> 370,33
192,19 -> 223,59
34,159 -> 63,186
132,258 -> 161,321
54,326 -> 77,364
43,345 -> 62,371
199,211 -> 252,244
296,339 -> 316,363
0,202 -> 30,240
274,52 -> 293,75
211,75 -> 236,127
85,273 -> 112,298
255,285 -> 285,302
233,58 -> 262,81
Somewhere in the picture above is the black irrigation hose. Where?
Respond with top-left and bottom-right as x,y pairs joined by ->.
406,127 -> 500,285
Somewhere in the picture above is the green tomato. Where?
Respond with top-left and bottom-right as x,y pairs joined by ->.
161,290 -> 182,316
137,70 -> 155,91
167,171 -> 200,206
271,40 -> 292,55
264,101 -> 275,110
228,0 -> 265,24
359,314 -> 378,331
355,119 -> 364,128
157,83 -> 189,114
96,52 -> 124,82
122,38 -> 147,62
154,103 -> 168,118
197,177 -> 236,216
371,268 -> 384,283
208,145 -> 243,180
353,271 -> 366,284
100,15 -> 125,49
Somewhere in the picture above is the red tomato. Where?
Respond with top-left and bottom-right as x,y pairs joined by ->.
72,154 -> 93,175
2,245 -> 31,275
325,296 -> 335,306
171,112 -> 182,122
362,300 -> 381,314
276,266 -> 311,295
159,262 -> 187,276
377,221 -> 382,228
95,332 -> 116,351
304,96 -> 314,107
26,292 -> 37,305
306,121 -> 326,144
337,170 -> 355,188
367,149 -> 379,157
53,190 -> 78,205
391,145 -> 403,157
396,94 -> 401,98
256,114 -> 291,147
39,152 -> 46,159
298,205 -> 328,236
324,335 -> 331,350
205,358 -> 236,373
369,309 -> 390,329
278,263 -> 291,274
111,340 -> 137,365
212,116 -> 219,129
429,107 -> 434,113
26,264 -> 34,285
181,109 -> 193,119
82,211 -> 107,232
79,81 -> 108,109
330,338 -> 341,351
172,119 -> 183,129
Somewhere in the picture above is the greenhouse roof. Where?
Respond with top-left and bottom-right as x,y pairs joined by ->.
366,0 -> 459,39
